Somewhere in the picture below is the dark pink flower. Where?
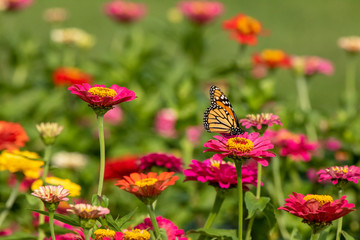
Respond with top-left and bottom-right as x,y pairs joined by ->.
135,216 -> 188,240
278,192 -> 355,228
239,113 -> 282,131
184,157 -> 258,190
317,165 -> 360,185
323,137 -> 342,151
104,0 -> 146,24
68,83 -> 136,112
264,129 -> 318,162
139,153 -> 183,172
306,168 -> 319,183
154,108 -> 177,138
2,0 -> 33,11
178,1 -> 223,25
203,132 -> 275,166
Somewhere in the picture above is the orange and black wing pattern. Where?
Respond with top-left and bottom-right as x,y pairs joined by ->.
203,86 -> 243,135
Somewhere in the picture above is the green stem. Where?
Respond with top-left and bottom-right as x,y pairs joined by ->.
84,229 -> 92,240
336,189 -> 344,240
345,55 -> 357,116
97,115 -> 105,197
0,176 -> 21,227
245,163 -> 262,240
203,190 -> 226,229
235,160 -> 243,240
146,204 -> 160,239
311,232 -> 321,240
272,156 -> 284,205
49,211 -> 56,240
41,145 -> 53,185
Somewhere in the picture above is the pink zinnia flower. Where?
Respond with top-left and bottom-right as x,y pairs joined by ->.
67,204 -> 110,219
139,153 -> 183,172
135,216 -> 188,240
178,1 -> 223,25
239,113 -> 282,131
185,125 -> 203,146
317,165 -> 360,185
203,132 -> 275,166
291,56 -> 334,76
104,105 -> 123,125
184,158 -> 258,190
154,108 -> 177,138
323,137 -> 342,151
104,0 -> 146,24
264,129 -> 318,162
278,192 -> 355,232
32,185 -> 70,203
1,0 -> 33,11
68,83 -> 136,112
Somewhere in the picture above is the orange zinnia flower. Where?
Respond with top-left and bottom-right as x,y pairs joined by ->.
253,49 -> 291,69
115,172 -> 178,204
0,121 -> 29,151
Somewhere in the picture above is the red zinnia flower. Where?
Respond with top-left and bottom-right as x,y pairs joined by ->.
115,172 -> 178,204
317,165 -> 360,185
223,14 -> 263,45
139,153 -> 183,172
239,113 -> 282,131
278,192 -> 355,232
253,49 -> 291,69
0,121 -> 29,151
178,1 -> 223,25
104,155 -> 139,180
53,67 -> 92,86
104,0 -> 146,24
203,132 -> 275,166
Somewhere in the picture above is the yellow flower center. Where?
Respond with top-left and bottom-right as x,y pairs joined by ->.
135,178 -> 158,187
94,229 -> 116,240
303,194 -> 334,207
65,67 -> 83,79
123,229 -> 151,240
261,49 -> 286,62
236,16 -> 261,34
210,160 -> 221,169
192,2 -> 206,14
331,166 -> 348,174
226,137 -> 254,153
88,87 -> 116,98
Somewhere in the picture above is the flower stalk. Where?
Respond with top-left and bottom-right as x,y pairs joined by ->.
345,54 -> 357,116
203,189 -> 226,229
0,175 -> 21,227
336,189 -> 344,240
310,232 -> 320,240
97,114 -> 106,197
48,210 -> 56,240
146,204 -> 161,239
235,160 -> 244,240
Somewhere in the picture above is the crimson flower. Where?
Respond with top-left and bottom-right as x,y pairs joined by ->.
53,67 -> 92,86
104,155 -> 139,180
178,1 -> 223,25
253,49 -> 291,69
104,0 -> 146,24
223,14 -> 263,45
203,132 -> 275,166
317,165 -> 360,185
139,153 -> 183,172
0,121 -> 29,151
278,192 -> 355,233
239,113 -> 282,131
184,158 -> 258,190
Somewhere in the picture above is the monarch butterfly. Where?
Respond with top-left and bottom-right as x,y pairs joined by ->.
203,85 -> 244,135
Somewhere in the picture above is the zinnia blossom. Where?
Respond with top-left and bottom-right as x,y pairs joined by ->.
51,28 -> 95,49
104,0 -> 146,24
123,229 -> 149,240
317,165 -> 360,185
184,158 -> 258,190
67,203 -> 110,219
278,192 -> 355,232
36,122 -> 64,145
185,125 -> 203,146
239,113 -> 282,131
291,56 -> 334,76
0,0 -> 33,11
68,83 -> 136,114
43,7 -> 68,24
115,172 -> 178,204
178,1 -> 223,25
32,176 -> 81,197
0,121 -> 29,151
338,36 -> 360,53
135,216 -> 188,240
154,108 -> 177,138
0,150 -> 43,179
104,155 -> 139,180
32,185 -> 70,203
94,228 -> 116,240
223,14 -> 263,45
264,129 -> 318,162
52,151 -> 88,169
253,49 -> 291,69
53,67 -> 92,86
203,132 -> 275,166
139,153 -> 183,172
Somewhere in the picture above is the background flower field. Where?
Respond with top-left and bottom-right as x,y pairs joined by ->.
1,0 -> 360,239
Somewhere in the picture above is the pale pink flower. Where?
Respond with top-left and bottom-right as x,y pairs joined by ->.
104,0 -> 146,24
185,125 -> 203,145
154,108 -> 177,138
67,204 -> 109,219
104,105 -> 123,125
239,113 -> 282,131
291,56 -> 334,76
32,185 -> 70,203
338,36 -> 360,53
317,165 -> 360,185
178,1 -> 223,25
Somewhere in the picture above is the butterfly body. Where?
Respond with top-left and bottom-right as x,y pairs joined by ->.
203,85 -> 244,135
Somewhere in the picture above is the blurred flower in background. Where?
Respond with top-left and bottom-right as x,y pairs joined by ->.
185,125 -> 203,146
317,165 -> 360,185
53,67 -> 93,86
104,155 -> 139,180
52,151 -> 88,169
67,203 -> 110,219
239,113 -> 282,131
178,1 -> 223,25
253,49 -> 291,69
291,56 -> 334,76
32,176 -> 81,197
0,0 -> 33,12
154,108 -> 178,138
8,174 -> 36,192
43,7 -> 68,24
0,121 -> 29,151
104,105 -> 123,125
51,28 -> 95,49
139,153 -> 183,172
36,122 -> 64,146
338,36 -> 360,53
223,13 -> 263,45
104,0 -> 146,24
322,137 -> 342,152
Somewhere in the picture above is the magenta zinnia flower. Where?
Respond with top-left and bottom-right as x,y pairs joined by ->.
278,192 -> 355,232
317,165 -> 360,185
239,113 -> 282,131
104,0 -> 146,24
68,83 -> 136,113
184,158 -> 258,190
135,216 -> 188,240
178,1 -> 223,25
139,153 -> 183,172
203,132 -> 275,166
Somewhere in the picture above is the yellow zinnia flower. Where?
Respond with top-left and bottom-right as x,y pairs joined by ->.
31,176 -> 81,197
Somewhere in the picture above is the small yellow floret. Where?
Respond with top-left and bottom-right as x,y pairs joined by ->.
237,16 -> 261,34
88,87 -> 117,98
94,229 -> 116,240
331,166 -> 348,174
123,229 -> 151,240
303,194 -> 333,207
226,137 -> 254,153
135,178 -> 158,187
261,49 -> 286,62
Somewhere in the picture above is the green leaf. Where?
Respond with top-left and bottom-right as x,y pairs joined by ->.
0,232 -> 36,240
262,202 -> 276,231
92,194 -> 109,207
159,228 -> 168,240
105,214 -> 121,231
290,228 -> 302,240
39,223 -> 75,235
116,207 -> 138,229
244,191 -> 270,219
342,231 -> 355,240
188,228 -> 237,240
30,209 -> 80,227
